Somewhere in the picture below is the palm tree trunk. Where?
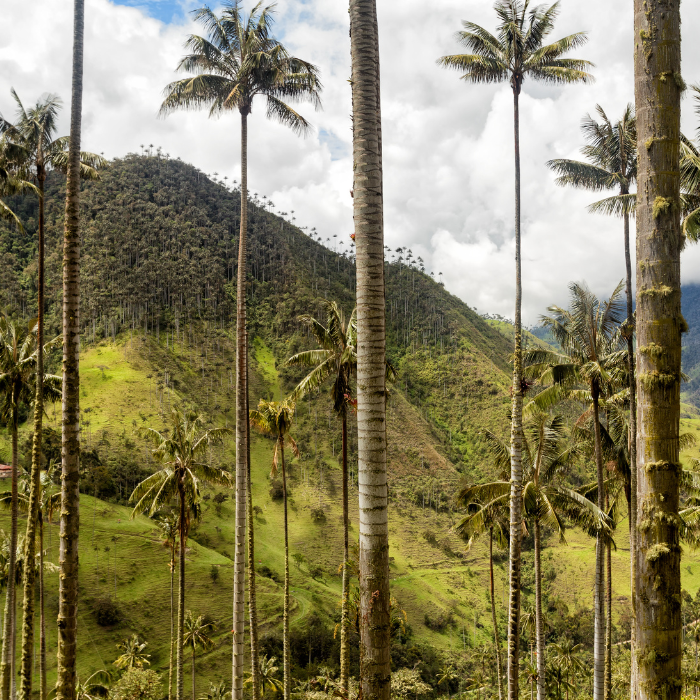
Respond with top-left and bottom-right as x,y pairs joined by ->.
246,352 -> 260,700
19,167 -> 45,700
507,86 -> 524,700
191,648 -> 195,700
533,519 -> 545,700
592,392 -> 605,700
39,516 -> 47,700
340,412 -> 350,694
604,504 -> 612,700
57,1 -> 85,698
232,106 -> 250,700
633,1 -> 682,698
280,439 -> 290,700
350,3 -> 390,699
0,403 -> 19,700
177,487 -> 186,700
623,206 -> 639,700
169,549 -> 174,700
489,528 -> 504,700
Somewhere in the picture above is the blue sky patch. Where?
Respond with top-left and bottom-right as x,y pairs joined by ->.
112,0 -> 187,24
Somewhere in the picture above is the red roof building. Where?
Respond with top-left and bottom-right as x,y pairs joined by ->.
0,465 -> 12,479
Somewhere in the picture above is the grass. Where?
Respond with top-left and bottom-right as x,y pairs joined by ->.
2,329 -> 700,691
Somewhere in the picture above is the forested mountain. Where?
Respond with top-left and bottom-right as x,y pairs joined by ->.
0,154 -> 517,476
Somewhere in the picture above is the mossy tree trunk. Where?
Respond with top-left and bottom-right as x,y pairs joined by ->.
39,515 -> 46,700
177,484 -> 186,700
20,158 -> 46,700
246,356 -> 260,700
169,545 -> 175,700
605,535 -> 612,700
633,1 -> 683,698
280,438 -> 290,700
592,390 -> 605,700
507,84 -> 524,700
57,1 -> 85,698
489,528 -> 504,700
340,412 -> 350,694
534,518 -> 545,700
350,2 -> 391,699
232,105 -> 250,700
624,201 -> 639,700
0,399 -> 19,700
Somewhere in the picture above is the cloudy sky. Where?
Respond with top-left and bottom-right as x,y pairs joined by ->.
1,0 -> 699,324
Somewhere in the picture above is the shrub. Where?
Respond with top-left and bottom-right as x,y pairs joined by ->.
93,598 -> 121,627
423,611 -> 455,632
269,479 -> 284,501
109,669 -> 162,700
210,565 -> 219,584
422,530 -> 438,546
258,565 -> 282,584
309,566 -> 325,581
310,508 -> 326,524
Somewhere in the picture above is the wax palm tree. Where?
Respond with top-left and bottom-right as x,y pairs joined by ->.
437,665 -> 459,700
183,611 -> 215,700
114,635 -> 151,670
438,8 -> 593,696
0,92 -> 105,699
130,408 -> 232,700
523,281 -> 627,699
547,109 -> 639,675
285,300 -> 357,692
459,412 -> 612,700
57,1 -> 88,696
154,510 -> 180,700
0,461 -> 60,700
455,494 -> 508,700
549,640 -> 584,700
199,681 -> 230,700
75,670 -> 111,700
249,399 -> 299,700
159,12 -> 320,695
348,1 -> 390,697
245,655 -> 282,698
0,313 -> 60,699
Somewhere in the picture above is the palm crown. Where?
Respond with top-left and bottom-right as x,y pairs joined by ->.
130,408 -> 232,518
547,104 -> 637,217
160,1 -> 321,127
286,301 -> 357,416
524,281 -> 628,409
249,399 -> 299,473
0,90 -> 105,181
437,0 -> 594,94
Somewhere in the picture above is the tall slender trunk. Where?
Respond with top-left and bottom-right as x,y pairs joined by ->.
19,169 -> 46,700
340,413 -> 350,694
57,1 -> 85,698
350,2 -> 390,699
169,547 -> 174,700
39,516 -> 46,700
592,392 -> 605,700
177,487 -> 186,700
232,106 -> 250,700
489,529 -> 504,700
605,535 -> 612,700
623,206 -> 639,700
633,1 -> 682,698
533,519 -> 545,700
280,439 -> 290,700
246,352 -> 259,700
1,403 -> 19,700
191,649 -> 195,700
507,86 -> 524,700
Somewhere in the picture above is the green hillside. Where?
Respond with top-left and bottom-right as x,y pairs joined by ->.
2,154 -> 699,693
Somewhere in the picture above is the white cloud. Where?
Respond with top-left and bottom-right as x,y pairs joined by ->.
1,0 -> 699,323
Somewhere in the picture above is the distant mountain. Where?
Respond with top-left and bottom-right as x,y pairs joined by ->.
682,284 -> 700,407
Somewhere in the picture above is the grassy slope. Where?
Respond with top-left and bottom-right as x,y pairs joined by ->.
2,331 -> 698,694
